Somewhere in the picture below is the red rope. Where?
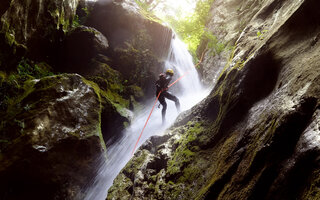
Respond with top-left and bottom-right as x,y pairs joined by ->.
167,71 -> 190,88
131,90 -> 163,155
131,71 -> 190,155
131,50 -> 206,155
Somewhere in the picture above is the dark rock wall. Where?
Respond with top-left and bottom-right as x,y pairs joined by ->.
0,0 -> 174,199
0,0 -> 79,70
108,0 -> 320,199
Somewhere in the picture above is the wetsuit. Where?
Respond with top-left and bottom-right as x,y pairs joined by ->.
155,73 -> 180,123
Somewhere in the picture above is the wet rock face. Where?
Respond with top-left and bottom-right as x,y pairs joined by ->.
198,0 -> 273,86
0,74 -> 106,200
1,0 -> 79,43
109,0 -> 320,199
86,0 -> 172,96
60,26 -> 109,74
0,0 -> 172,199
87,0 -> 171,60
0,0 -> 79,70
0,0 -> 10,17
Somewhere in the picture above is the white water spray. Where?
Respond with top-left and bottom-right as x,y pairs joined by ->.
82,37 -> 210,200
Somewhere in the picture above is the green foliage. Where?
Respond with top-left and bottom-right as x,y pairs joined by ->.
73,5 -> 93,28
82,7 -> 89,16
0,58 -> 53,113
72,14 -> 81,28
17,58 -> 53,79
79,7 -> 91,24
204,31 -> 225,56
135,0 -> 164,12
135,0 -> 151,11
164,0 -> 215,55
134,0 -> 215,57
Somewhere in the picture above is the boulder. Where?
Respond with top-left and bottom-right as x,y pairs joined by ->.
61,26 -> 109,74
87,0 -> 171,60
83,56 -> 134,145
0,74 -> 106,199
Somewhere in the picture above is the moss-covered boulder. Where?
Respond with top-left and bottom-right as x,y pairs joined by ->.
0,74 -> 106,199
82,56 -> 137,145
107,0 -> 320,199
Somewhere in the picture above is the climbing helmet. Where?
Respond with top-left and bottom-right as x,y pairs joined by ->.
166,69 -> 174,76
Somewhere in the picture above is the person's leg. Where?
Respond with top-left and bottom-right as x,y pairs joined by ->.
158,95 -> 167,124
163,92 -> 180,112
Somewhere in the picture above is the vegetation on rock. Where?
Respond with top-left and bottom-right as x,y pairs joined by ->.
107,0 -> 320,200
0,0 -> 174,199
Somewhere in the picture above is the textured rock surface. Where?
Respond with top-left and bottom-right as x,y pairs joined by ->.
108,0 -> 320,199
0,74 -> 106,199
199,0 -> 278,86
86,0 -> 172,96
0,0 -> 174,199
0,0 -> 79,70
61,25 -> 109,73
1,0 -> 78,43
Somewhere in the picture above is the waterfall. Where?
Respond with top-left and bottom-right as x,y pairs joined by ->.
82,37 -> 210,200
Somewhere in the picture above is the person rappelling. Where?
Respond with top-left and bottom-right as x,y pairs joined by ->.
132,68 -> 188,154
155,69 -> 181,124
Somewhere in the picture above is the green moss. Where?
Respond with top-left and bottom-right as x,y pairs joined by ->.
256,30 -> 268,40
103,89 -> 129,110
204,31 -> 226,56
0,71 -> 5,85
72,14 -> 81,28
301,170 -> 320,199
123,121 -> 129,128
167,122 -> 205,178
134,0 -> 164,24
1,20 -> 16,47
82,78 -> 107,152
5,31 -> 15,46
0,76 -> 37,150
5,78 -> 36,118
107,173 -> 133,200
86,61 -> 132,111
82,27 -> 100,35
17,59 -> 54,79
124,149 -> 149,176
195,133 -> 239,200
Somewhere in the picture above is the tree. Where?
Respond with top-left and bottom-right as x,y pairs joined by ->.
164,0 -> 214,56
135,0 -> 165,12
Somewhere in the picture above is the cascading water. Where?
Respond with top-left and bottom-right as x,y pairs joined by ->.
82,37 -> 210,200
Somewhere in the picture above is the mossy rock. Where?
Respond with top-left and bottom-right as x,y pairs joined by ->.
0,74 -> 107,199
